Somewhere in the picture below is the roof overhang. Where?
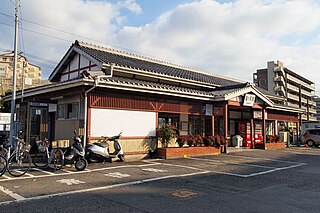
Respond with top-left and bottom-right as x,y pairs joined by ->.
266,105 -> 305,114
213,84 -> 274,106
48,44 -> 105,82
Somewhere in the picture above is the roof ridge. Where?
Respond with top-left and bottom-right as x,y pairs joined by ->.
75,40 -> 243,84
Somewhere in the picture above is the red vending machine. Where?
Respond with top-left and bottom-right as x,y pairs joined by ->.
238,122 -> 251,147
254,122 -> 263,145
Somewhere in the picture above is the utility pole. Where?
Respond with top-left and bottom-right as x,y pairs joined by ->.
9,0 -> 19,151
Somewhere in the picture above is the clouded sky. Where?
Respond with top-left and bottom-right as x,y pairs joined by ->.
1,0 -> 320,95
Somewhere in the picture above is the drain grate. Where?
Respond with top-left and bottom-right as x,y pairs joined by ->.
170,189 -> 198,199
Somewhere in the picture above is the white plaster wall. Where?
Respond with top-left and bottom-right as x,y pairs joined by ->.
60,74 -> 68,82
80,55 -> 90,68
70,54 -> 79,70
70,71 -> 78,79
90,108 -> 156,137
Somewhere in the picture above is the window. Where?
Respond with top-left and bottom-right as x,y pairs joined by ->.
158,113 -> 179,128
57,103 -> 79,119
266,121 -> 274,135
66,103 -> 79,119
189,115 -> 201,135
57,104 -> 65,119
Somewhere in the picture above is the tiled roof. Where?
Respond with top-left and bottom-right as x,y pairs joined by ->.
75,41 -> 242,87
98,76 -> 214,98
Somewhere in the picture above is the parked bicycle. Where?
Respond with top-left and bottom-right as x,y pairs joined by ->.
32,138 -> 64,171
0,133 -> 9,177
6,134 -> 32,177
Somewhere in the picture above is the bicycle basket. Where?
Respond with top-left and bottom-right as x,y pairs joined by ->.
36,140 -> 46,153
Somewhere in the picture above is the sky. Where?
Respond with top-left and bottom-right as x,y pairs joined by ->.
1,0 -> 320,95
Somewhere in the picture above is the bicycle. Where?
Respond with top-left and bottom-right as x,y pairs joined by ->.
32,138 -> 64,171
0,143 -> 7,177
6,135 -> 32,177
0,133 -> 9,177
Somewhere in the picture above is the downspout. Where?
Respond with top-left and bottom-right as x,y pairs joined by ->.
83,63 -> 114,149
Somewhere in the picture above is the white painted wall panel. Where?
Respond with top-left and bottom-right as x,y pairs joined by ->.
70,71 -> 78,79
60,74 -> 68,82
70,54 -> 79,70
80,55 -> 90,68
90,108 -> 156,137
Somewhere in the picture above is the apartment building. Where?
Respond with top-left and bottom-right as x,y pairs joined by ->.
0,51 -> 45,96
315,96 -> 320,121
253,60 -> 316,122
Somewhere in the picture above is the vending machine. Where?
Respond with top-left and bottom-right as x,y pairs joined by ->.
238,122 -> 251,147
254,122 -> 263,145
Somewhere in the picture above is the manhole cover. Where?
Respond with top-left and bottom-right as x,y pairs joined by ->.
170,189 -> 198,198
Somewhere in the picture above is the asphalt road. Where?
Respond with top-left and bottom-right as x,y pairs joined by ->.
1,147 -> 320,213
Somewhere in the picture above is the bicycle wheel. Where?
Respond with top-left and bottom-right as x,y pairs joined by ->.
0,155 -> 7,177
33,152 -> 49,167
53,149 -> 64,170
7,152 -> 31,177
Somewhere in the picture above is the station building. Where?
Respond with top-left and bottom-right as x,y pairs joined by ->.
4,41 -> 304,158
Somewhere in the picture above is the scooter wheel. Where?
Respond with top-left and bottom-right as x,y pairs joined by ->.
75,158 -> 87,171
119,155 -> 125,162
87,152 -> 99,163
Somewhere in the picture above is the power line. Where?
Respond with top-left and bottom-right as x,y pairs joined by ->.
0,12 -> 154,56
0,21 -> 72,42
8,0 -> 15,5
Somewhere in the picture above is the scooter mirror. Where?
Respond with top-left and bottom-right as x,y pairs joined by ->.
74,130 -> 78,135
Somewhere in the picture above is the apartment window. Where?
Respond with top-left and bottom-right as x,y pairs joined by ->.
3,57 -> 7,62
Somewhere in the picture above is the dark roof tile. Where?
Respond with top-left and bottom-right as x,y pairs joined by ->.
76,41 -> 242,87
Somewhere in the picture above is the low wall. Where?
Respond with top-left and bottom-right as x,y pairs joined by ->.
156,146 -> 221,159
265,142 -> 286,150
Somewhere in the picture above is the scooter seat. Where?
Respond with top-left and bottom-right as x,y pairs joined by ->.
93,141 -> 108,148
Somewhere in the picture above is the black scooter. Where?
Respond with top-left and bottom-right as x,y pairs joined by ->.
63,130 -> 88,171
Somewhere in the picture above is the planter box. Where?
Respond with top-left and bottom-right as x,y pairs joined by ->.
156,146 -> 221,159
265,142 -> 286,150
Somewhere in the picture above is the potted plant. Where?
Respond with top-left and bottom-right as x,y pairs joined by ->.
157,124 -> 177,148
176,136 -> 188,147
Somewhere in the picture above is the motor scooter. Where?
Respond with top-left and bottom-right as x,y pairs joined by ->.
86,131 -> 125,163
63,130 -> 88,171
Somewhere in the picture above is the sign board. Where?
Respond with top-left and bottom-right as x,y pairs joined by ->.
243,94 -> 256,107
253,110 -> 262,119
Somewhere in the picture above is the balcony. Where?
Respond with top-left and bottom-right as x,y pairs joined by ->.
274,85 -> 287,97
274,75 -> 286,84
301,89 -> 316,98
309,108 -> 317,114
287,75 -> 315,91
287,93 -> 299,102
287,84 -> 299,93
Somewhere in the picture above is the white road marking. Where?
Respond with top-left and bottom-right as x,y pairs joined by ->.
31,168 -> 55,175
142,168 -> 167,173
0,170 -> 210,206
226,154 -> 300,164
0,185 -> 25,201
62,169 -> 74,174
56,179 -> 85,185
1,175 -> 13,180
104,172 -> 131,178
186,156 -> 276,169
0,162 -> 161,182
243,163 -> 305,177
